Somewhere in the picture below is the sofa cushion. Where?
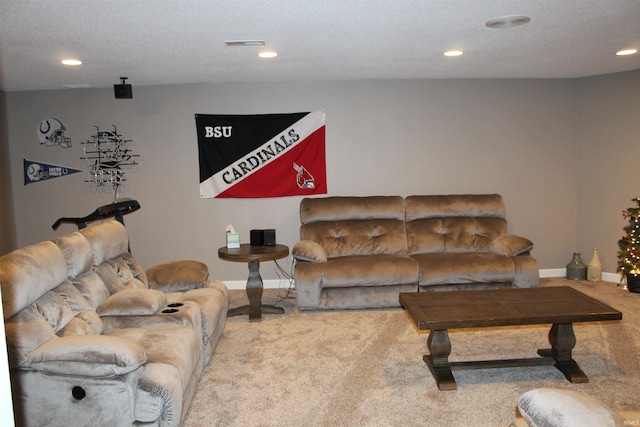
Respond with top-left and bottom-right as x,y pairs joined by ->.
300,195 -> 405,223
33,288 -> 77,334
4,305 -> 58,368
53,231 -> 94,278
0,241 -> 68,319
97,289 -> 167,316
146,260 -> 209,292
302,219 -> 408,257
414,252 -> 515,286
517,388 -> 623,427
117,252 -> 149,285
405,194 -> 506,220
80,220 -> 129,265
96,263 -> 128,295
32,280 -> 103,336
58,310 -> 104,336
28,335 -> 147,376
73,270 -> 111,309
407,217 -> 507,254
318,254 -> 419,288
299,196 -> 409,257
107,257 -> 148,289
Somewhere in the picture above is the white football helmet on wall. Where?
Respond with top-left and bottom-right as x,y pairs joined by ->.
37,118 -> 72,148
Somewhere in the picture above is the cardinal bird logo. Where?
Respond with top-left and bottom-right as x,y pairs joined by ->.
293,162 -> 315,189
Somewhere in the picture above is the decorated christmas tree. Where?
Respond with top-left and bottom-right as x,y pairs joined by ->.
617,197 -> 640,281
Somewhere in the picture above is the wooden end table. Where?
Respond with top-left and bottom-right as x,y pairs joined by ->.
399,286 -> 622,390
218,243 -> 289,322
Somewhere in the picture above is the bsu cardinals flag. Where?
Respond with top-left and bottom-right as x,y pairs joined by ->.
196,111 -> 327,198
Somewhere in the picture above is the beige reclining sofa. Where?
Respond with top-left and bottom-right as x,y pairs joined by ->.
0,221 -> 229,426
293,194 -> 538,310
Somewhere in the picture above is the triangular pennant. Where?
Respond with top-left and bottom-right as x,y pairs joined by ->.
24,159 -> 83,185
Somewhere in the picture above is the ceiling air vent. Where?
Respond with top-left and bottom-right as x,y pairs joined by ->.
486,15 -> 531,29
224,40 -> 265,46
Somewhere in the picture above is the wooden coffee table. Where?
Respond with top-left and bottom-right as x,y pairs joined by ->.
399,286 -> 622,390
218,243 -> 289,322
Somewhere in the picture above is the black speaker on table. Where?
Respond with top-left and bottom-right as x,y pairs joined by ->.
250,229 -> 264,246
250,229 -> 276,246
263,229 -> 276,246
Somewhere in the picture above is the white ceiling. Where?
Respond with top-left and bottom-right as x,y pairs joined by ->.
1,0 -> 639,92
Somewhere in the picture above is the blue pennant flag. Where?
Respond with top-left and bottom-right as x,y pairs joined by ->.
24,159 -> 83,185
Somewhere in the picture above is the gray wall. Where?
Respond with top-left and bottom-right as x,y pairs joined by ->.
576,70 -> 640,276
0,91 -> 16,255
3,73 -> 637,280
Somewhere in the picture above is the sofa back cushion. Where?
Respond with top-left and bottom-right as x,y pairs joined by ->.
0,241 -> 68,319
300,196 -> 407,257
79,221 -> 150,294
53,230 -> 94,278
4,279 -> 104,369
405,194 -> 508,254
80,220 -> 130,266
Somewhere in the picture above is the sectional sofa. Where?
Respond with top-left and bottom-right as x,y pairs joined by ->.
293,194 -> 539,309
0,221 -> 228,426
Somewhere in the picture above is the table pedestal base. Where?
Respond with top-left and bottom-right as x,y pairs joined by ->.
227,259 -> 284,322
424,323 -> 588,391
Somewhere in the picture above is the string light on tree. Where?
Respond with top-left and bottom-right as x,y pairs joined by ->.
617,197 -> 640,290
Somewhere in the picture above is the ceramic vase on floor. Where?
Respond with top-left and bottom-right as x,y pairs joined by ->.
566,253 -> 587,280
587,248 -> 603,282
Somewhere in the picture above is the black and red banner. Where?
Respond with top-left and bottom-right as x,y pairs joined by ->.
196,111 -> 326,198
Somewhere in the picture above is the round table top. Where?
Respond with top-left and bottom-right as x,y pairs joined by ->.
218,243 -> 289,263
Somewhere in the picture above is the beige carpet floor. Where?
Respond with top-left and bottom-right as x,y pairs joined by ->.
184,278 -> 640,427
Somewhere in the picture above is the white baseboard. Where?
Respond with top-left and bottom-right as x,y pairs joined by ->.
224,270 -> 622,290
539,268 -> 566,278
602,272 -> 621,283
540,269 -> 621,283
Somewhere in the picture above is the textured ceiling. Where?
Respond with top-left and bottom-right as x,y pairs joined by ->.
1,0 -> 639,92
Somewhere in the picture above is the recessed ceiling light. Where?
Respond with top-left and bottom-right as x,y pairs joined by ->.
444,50 -> 463,57
616,49 -> 638,56
61,59 -> 82,66
258,51 -> 278,58
486,15 -> 531,29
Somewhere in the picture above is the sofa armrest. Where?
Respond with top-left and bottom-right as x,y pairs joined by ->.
97,288 -> 167,316
292,240 -> 328,263
489,234 -> 533,257
28,335 -> 147,376
146,260 -> 209,292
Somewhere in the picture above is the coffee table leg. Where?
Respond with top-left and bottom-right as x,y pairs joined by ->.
538,323 -> 588,383
423,329 -> 457,391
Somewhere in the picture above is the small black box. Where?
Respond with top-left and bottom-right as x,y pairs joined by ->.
250,229 -> 264,246
114,84 -> 133,99
263,229 -> 276,246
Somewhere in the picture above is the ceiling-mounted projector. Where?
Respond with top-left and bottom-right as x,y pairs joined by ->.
114,77 -> 132,99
